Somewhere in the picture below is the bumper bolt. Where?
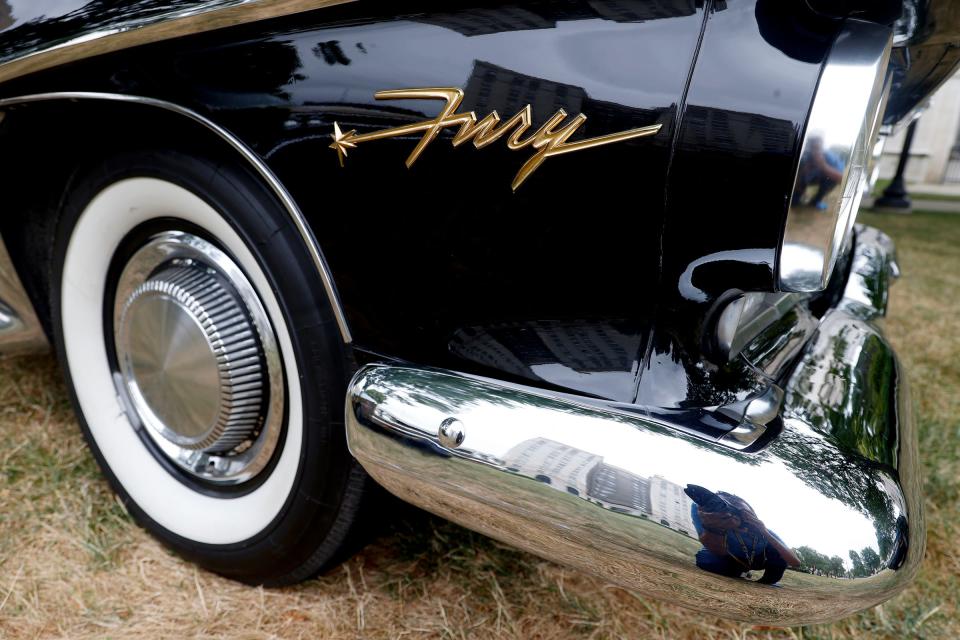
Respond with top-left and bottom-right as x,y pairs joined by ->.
438,417 -> 465,448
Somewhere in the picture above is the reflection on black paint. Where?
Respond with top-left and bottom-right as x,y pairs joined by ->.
754,0 -> 836,64
635,329 -> 767,410
177,40 -> 305,99
412,0 -> 701,37
313,40 -> 351,66
449,319 -> 645,402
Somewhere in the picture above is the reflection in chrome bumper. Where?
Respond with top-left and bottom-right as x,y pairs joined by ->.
0,235 -> 46,353
345,225 -> 920,625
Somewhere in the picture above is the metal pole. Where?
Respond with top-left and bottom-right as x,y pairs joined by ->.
874,119 -> 917,211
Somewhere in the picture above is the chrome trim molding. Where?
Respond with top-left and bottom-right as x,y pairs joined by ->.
0,235 -> 47,353
780,20 -> 892,293
0,92 -> 352,344
0,0 -> 354,85
346,226 -> 921,625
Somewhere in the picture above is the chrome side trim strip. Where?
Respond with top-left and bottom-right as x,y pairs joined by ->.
0,92 -> 352,343
0,0 -> 354,85
0,234 -> 47,353
345,227 -> 920,625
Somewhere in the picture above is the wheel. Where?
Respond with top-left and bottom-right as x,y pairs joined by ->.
50,147 -> 376,585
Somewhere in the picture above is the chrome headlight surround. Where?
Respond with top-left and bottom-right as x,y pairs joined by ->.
779,20 -> 892,293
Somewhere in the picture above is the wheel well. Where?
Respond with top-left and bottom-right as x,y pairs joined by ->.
0,99 -> 268,339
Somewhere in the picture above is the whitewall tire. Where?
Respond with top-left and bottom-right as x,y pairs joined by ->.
50,148 -> 377,585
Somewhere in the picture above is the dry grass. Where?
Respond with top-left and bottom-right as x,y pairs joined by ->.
0,210 -> 957,639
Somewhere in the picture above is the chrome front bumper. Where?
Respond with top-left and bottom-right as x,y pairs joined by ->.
0,235 -> 47,353
345,225 -> 921,625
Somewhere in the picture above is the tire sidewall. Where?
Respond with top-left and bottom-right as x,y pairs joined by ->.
51,149 -> 360,582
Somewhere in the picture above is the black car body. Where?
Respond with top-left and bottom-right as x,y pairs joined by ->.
0,0 -> 951,625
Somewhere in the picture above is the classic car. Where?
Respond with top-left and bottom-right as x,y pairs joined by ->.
0,0 -> 949,626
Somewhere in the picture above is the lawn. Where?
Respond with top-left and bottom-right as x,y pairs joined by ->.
872,178 -> 960,203
0,210 -> 957,639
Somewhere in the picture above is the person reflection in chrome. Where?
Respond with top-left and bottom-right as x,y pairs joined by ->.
685,485 -> 800,585
791,135 -> 845,211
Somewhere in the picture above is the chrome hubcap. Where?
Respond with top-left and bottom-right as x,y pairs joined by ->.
113,231 -> 284,484
119,265 -> 266,452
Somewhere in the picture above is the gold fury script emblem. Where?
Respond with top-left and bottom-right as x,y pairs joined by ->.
329,87 -> 662,191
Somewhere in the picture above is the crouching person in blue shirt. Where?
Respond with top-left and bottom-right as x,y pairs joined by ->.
686,486 -> 801,585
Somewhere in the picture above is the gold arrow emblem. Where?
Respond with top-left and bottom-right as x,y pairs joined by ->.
330,122 -> 356,166
329,87 -> 661,191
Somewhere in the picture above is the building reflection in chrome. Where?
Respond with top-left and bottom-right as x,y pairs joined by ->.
499,438 -> 819,585
502,437 -> 695,536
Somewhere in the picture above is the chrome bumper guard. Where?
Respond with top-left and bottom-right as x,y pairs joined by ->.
345,225 -> 921,625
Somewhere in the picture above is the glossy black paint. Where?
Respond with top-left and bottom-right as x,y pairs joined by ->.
641,0 -> 838,411
0,0 -> 951,416
260,2 -> 700,405
3,0 -> 710,404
